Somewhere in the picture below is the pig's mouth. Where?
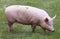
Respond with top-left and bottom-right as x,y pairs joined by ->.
50,30 -> 55,32
47,29 -> 55,32
42,28 -> 55,32
45,28 -> 55,32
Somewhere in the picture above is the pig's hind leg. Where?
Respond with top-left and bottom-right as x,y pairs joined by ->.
8,21 -> 14,32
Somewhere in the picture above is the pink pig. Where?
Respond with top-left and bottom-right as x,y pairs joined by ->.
5,5 -> 56,32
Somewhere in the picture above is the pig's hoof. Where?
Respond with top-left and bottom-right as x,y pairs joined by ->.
9,29 -> 13,32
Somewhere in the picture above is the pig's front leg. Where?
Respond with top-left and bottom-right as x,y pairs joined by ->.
31,24 -> 36,32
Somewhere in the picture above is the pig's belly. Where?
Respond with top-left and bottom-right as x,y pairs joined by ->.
16,17 -> 32,25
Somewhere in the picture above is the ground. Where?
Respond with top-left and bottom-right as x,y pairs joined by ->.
0,0 -> 60,39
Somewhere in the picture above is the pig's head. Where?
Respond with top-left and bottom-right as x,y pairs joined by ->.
40,15 -> 56,32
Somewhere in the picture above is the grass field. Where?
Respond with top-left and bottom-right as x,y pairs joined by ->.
0,0 -> 60,39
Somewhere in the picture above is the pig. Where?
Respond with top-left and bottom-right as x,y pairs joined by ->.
5,5 -> 56,32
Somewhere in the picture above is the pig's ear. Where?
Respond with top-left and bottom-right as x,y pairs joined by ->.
45,18 -> 49,22
52,15 -> 56,21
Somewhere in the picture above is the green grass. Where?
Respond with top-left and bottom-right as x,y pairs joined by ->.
0,0 -> 60,39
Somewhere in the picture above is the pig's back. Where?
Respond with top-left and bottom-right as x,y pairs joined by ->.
5,5 -> 50,24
